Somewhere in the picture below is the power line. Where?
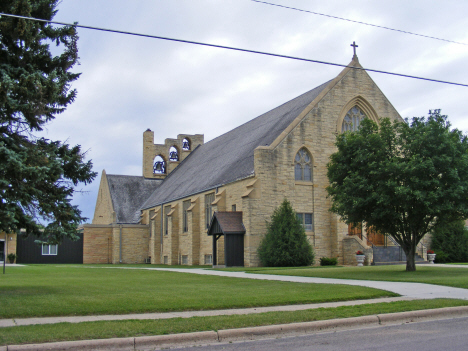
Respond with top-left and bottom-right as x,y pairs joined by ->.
1,13 -> 467,88
251,0 -> 468,46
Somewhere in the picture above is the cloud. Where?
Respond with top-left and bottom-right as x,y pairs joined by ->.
41,0 -> 468,221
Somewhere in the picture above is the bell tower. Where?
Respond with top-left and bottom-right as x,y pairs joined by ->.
142,129 -> 204,179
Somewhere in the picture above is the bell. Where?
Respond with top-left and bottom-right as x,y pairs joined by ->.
182,140 -> 190,150
154,162 -> 163,172
169,151 -> 178,161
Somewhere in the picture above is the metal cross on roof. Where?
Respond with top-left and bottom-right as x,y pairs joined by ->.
351,41 -> 358,56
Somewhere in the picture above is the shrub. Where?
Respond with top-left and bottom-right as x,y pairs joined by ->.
320,257 -> 338,266
7,253 -> 16,263
258,199 -> 314,267
431,220 -> 468,263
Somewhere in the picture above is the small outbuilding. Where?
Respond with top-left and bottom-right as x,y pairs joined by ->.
208,211 -> 245,267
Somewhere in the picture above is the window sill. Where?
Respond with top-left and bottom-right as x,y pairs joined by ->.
295,181 -> 313,186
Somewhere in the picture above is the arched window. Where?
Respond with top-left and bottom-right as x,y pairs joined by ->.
342,106 -> 366,132
169,146 -> 179,161
182,138 -> 191,151
153,155 -> 166,174
294,148 -> 312,181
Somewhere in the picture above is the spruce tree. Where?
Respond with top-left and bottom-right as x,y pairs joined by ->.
0,0 -> 96,243
258,199 -> 314,267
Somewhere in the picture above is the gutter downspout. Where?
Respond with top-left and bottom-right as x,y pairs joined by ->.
160,205 -> 164,263
119,224 -> 123,263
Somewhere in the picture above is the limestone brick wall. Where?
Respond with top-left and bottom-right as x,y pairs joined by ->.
169,205 -> 180,264
342,236 -> 373,266
190,199 -> 201,265
0,232 -> 17,261
83,225 -> 113,264
161,204 -> 172,264
92,171 -> 115,224
250,63 -> 403,266
143,130 -> 204,179
144,177 -> 254,266
149,207 -> 162,264
110,224 -> 149,264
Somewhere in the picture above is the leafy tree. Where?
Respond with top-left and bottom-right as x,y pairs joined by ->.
327,110 -> 468,271
431,220 -> 468,263
0,0 -> 96,243
258,199 -> 314,267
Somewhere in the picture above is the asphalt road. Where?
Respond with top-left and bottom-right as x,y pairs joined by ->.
170,316 -> 468,351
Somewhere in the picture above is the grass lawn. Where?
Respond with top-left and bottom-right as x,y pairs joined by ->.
232,265 -> 468,289
1,298 -> 468,346
0,265 -> 396,319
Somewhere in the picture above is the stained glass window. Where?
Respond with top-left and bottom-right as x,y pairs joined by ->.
342,106 -> 366,132
294,148 -> 312,181
205,193 -> 215,229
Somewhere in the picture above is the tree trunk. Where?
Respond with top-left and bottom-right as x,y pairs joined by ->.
404,245 -> 416,272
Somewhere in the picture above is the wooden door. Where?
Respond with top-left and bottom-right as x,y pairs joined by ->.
348,223 -> 362,240
367,226 -> 385,246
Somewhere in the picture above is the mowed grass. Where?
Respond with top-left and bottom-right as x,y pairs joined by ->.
1,299 -> 468,346
234,265 -> 468,289
0,265 -> 397,319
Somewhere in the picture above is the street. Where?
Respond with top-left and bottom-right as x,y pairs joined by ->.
169,316 -> 468,351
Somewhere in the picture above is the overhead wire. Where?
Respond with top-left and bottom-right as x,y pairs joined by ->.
251,0 -> 468,46
0,13 -> 467,88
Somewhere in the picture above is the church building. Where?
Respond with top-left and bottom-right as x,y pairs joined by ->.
84,54 -> 426,266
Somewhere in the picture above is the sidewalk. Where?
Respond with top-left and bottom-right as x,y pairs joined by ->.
0,296 -> 413,328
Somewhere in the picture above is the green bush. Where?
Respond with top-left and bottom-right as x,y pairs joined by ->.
431,220 -> 468,263
258,199 -> 314,267
320,257 -> 338,266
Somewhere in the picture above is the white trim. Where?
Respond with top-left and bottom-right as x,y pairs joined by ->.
42,244 -> 58,256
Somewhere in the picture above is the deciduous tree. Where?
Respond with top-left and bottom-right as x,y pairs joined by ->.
327,110 -> 468,271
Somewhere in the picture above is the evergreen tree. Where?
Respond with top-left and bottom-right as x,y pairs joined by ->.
0,0 -> 96,243
258,199 -> 314,267
431,220 -> 468,263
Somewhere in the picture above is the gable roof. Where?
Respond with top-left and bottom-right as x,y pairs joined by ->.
142,79 -> 332,209
106,175 -> 162,223
208,212 -> 246,235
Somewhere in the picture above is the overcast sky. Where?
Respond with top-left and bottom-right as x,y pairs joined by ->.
38,0 -> 468,222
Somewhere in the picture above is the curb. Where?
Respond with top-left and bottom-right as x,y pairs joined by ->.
217,315 -> 379,342
377,305 -> 468,324
4,306 -> 468,351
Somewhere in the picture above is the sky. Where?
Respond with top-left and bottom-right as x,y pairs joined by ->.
36,0 -> 468,222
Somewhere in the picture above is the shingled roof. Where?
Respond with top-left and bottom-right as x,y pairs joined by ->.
208,212 -> 246,235
141,79 -> 332,210
106,175 -> 162,223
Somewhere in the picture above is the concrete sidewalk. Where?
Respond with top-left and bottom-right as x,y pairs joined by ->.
0,296 -> 414,328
